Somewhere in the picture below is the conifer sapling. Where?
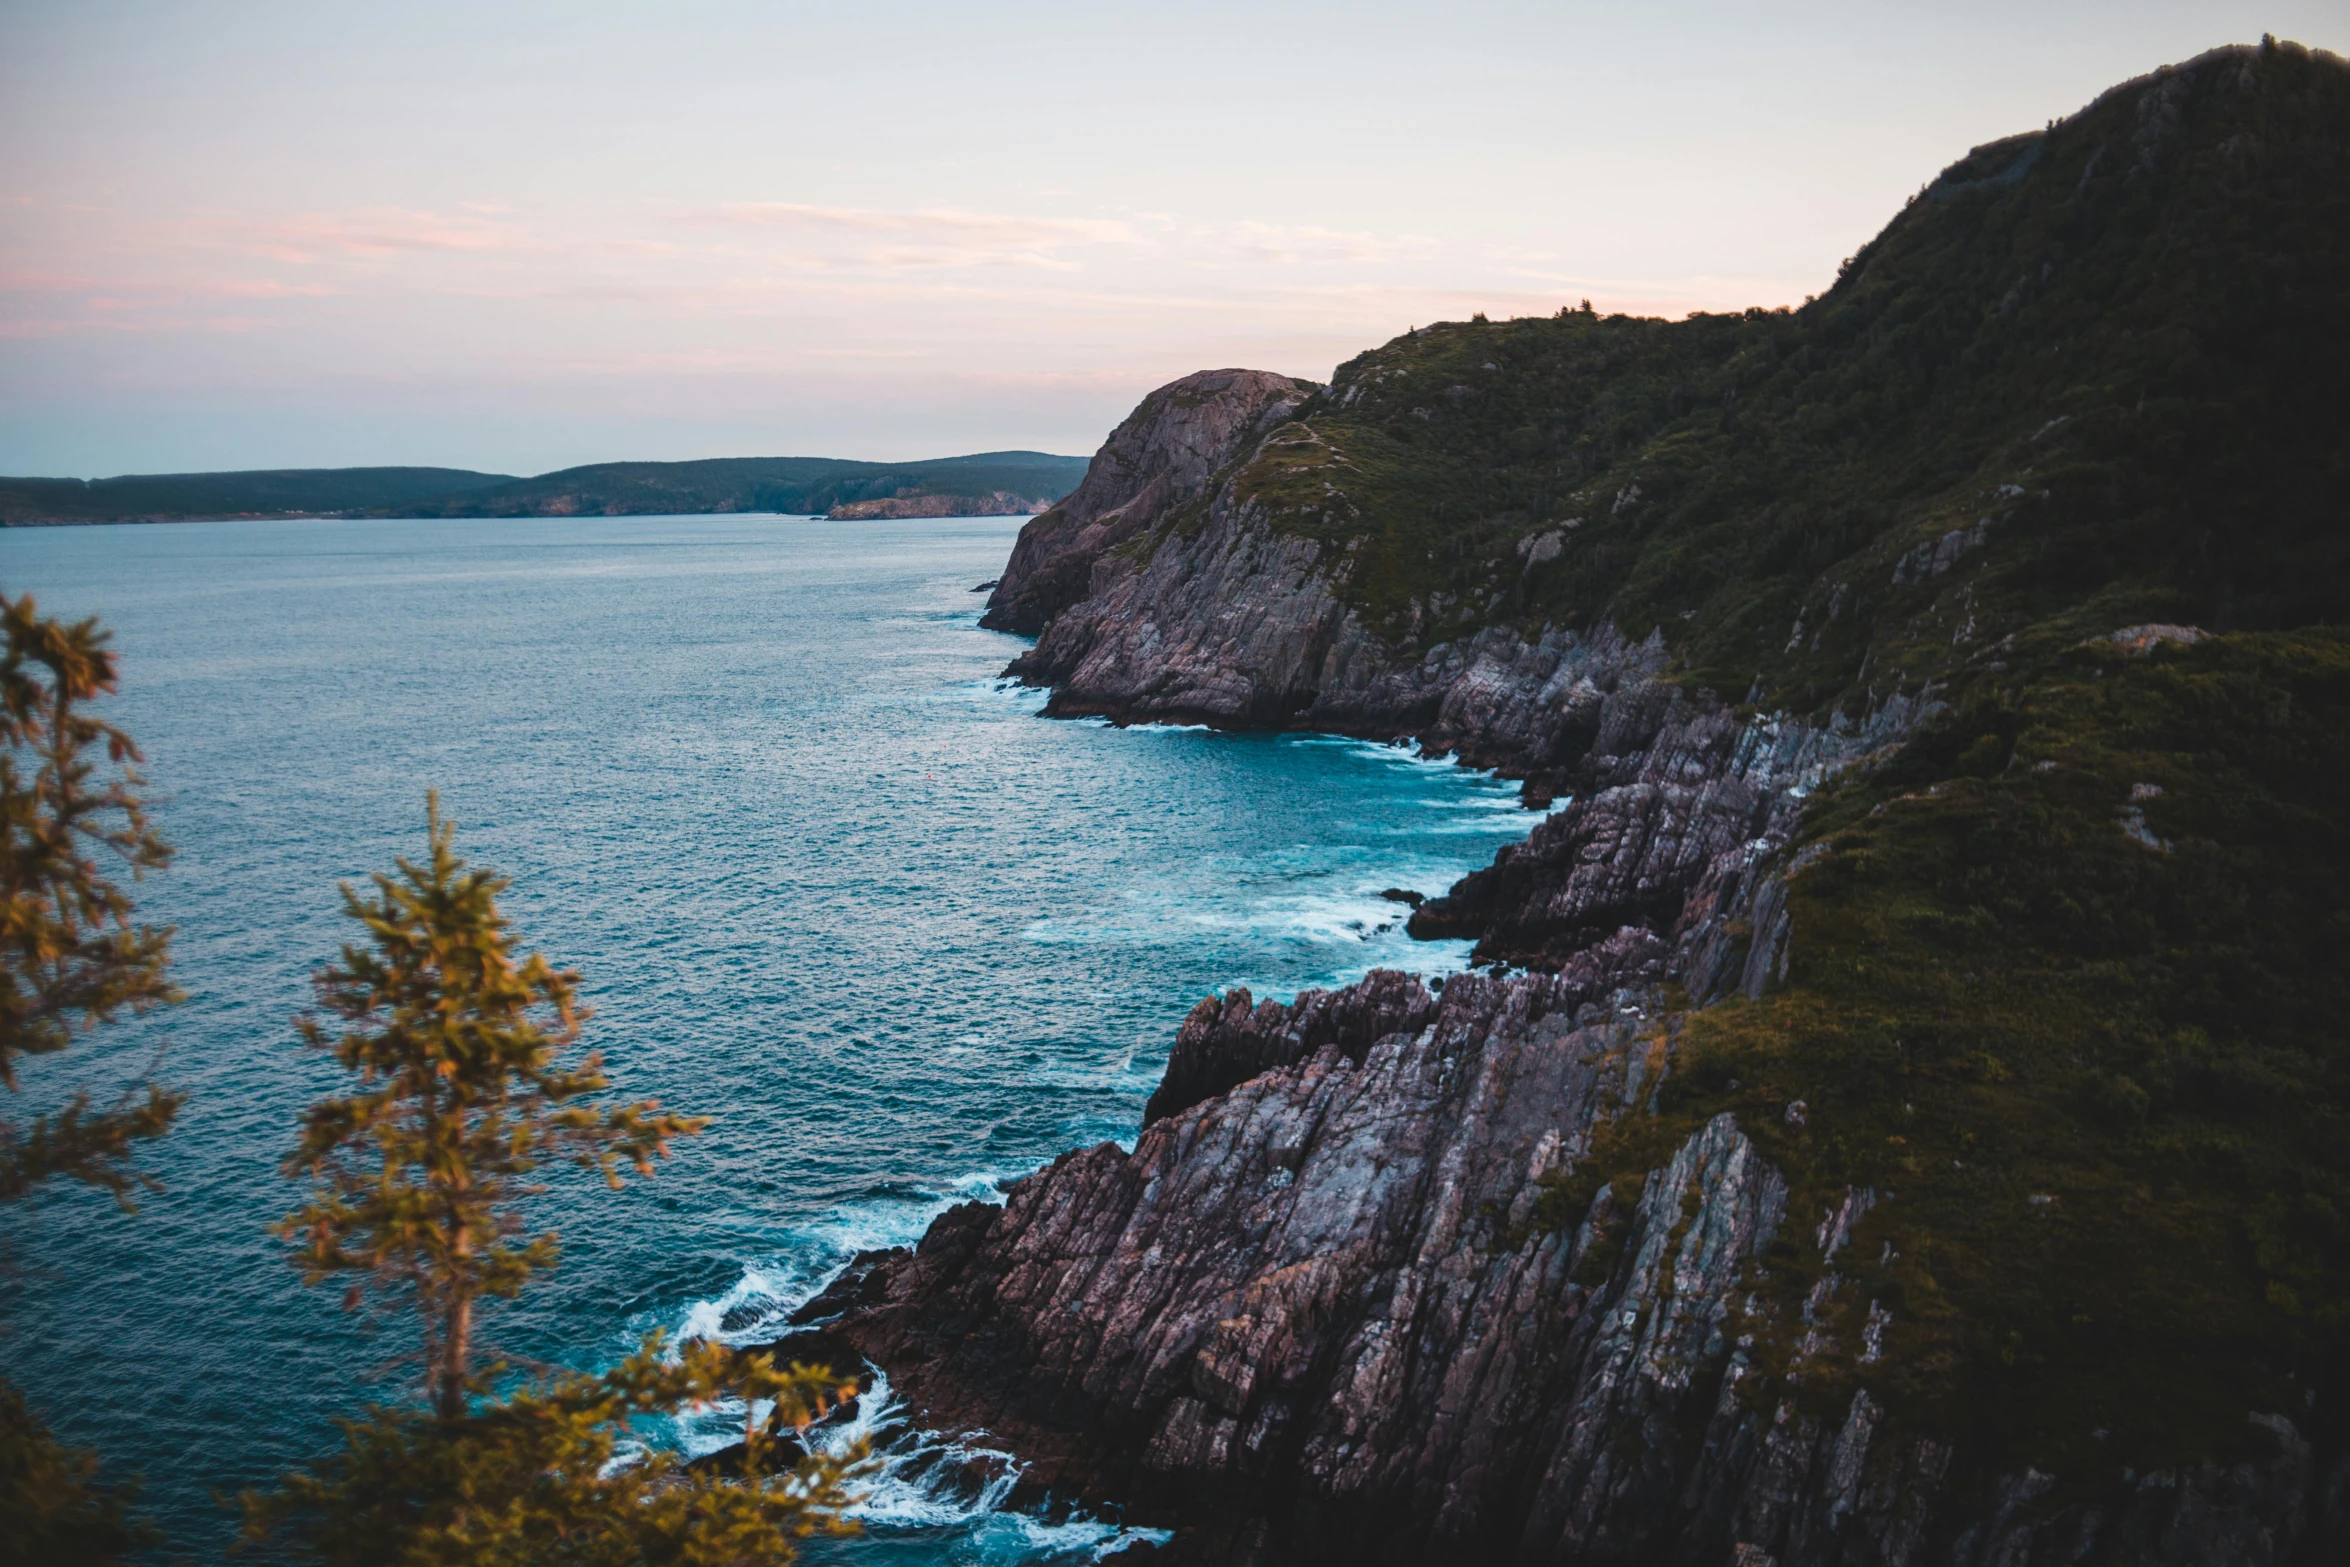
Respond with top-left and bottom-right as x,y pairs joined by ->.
0,590 -> 174,1562
278,793 -> 705,1416
0,592 -> 180,1204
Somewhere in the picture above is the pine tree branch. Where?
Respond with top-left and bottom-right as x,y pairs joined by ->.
0,1082 -> 183,1206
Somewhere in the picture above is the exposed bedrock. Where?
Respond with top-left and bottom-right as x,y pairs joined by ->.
1007,372 -> 1932,976
989,374 -> 1920,861
989,373 -> 1623,750
790,968 -> 2333,1564
980,369 -> 1316,636
1412,679 -> 1930,974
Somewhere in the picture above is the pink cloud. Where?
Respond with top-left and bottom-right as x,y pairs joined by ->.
708,201 -> 1137,246
699,201 -> 1139,273
196,207 -> 530,262
1214,221 -> 1432,265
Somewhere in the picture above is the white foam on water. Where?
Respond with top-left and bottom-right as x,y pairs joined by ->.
968,677 -> 1051,715
635,702 -> 1550,1558
957,1513 -> 1175,1562
1419,818 -> 1543,837
1232,934 -> 1484,1004
1022,864 -> 1498,1001
1025,1045 -> 1157,1096
649,1182 -> 1168,1560
808,1370 -> 1172,1560
661,1167 -> 1018,1352
1284,733 -> 1466,776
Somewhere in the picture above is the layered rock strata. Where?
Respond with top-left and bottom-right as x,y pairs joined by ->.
979,369 -> 1315,636
792,967 -> 2331,1564
1001,422 -> 1601,747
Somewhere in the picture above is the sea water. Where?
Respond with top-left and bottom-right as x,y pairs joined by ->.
0,515 -> 1546,1562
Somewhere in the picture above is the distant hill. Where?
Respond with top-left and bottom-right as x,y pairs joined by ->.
0,467 -> 515,524
401,452 -> 1087,520
0,450 -> 1092,525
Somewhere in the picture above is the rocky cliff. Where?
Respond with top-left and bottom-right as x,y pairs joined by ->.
980,370 -> 1316,637
796,971 -> 2331,1565
781,42 -> 2349,1567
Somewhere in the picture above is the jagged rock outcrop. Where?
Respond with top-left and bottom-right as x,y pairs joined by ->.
1001,418 -> 1669,756
1412,681 -> 1932,973
994,363 -> 1928,973
995,408 -> 1776,804
980,370 -> 1316,635
798,398 -> 2343,1562
791,967 -> 2339,1564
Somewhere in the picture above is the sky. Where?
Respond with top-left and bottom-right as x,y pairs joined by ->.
2,1 -> 2341,478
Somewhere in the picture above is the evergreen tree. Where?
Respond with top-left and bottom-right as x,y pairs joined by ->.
0,593 -> 176,1565
0,592 -> 180,1203
0,1382 -> 152,1567
257,798 -> 867,1564
242,1335 -> 867,1567
277,794 -> 703,1416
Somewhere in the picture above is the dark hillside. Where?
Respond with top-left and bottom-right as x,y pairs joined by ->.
0,450 -> 1090,525
927,41 -> 2350,1557
1241,38 -> 2350,1491
0,466 -> 513,524
1244,38 -> 2347,715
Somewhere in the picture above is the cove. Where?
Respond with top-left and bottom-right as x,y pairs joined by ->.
0,514 -> 1546,1563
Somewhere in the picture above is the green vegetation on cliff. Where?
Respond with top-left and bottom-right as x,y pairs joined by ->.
1237,39 -> 2345,716
1550,627 -> 2349,1487
1221,39 -> 2350,1493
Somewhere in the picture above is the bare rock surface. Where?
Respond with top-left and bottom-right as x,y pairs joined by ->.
788,968 -> 2333,1564
789,967 -> 2333,1564
827,489 -> 1050,520
980,370 -> 1315,636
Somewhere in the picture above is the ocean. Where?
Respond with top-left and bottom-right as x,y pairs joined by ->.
0,514 -> 1545,1562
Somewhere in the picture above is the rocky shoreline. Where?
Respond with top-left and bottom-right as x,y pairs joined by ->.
779,375 -> 1908,1555
758,45 -> 2350,1559
754,354 -> 2345,1564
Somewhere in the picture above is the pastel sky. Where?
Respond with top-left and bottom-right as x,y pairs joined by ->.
3,1 -> 2341,477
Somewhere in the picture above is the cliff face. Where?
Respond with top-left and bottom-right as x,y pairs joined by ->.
980,370 -> 1316,636
790,42 -> 2350,1567
828,546 -> 2344,1561
800,973 -> 2328,1565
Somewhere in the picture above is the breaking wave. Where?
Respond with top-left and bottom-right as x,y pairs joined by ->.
659,1181 -> 1168,1562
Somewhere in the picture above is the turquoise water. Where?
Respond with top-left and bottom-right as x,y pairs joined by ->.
0,515 -> 1543,1562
